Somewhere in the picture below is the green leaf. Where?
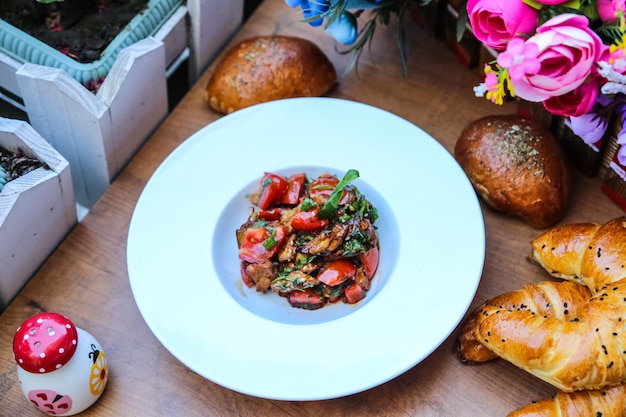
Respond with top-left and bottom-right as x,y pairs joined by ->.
262,227 -> 277,250
339,16 -> 376,76
396,1 -> 409,78
318,169 -> 360,220
456,0 -> 469,43
522,0 -> 544,10
596,24 -> 623,43
343,0 -> 396,9
581,2 -> 598,19
300,197 -> 318,211
561,0 -> 582,9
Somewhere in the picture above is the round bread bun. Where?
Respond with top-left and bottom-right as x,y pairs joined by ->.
454,114 -> 571,229
205,36 -> 337,114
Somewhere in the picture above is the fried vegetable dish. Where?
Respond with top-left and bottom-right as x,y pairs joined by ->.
236,170 -> 380,310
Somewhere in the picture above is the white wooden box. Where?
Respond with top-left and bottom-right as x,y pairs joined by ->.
0,117 -> 77,312
16,37 -> 170,209
0,0 -> 243,209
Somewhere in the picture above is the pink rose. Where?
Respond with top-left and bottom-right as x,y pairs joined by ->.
466,0 -> 539,50
597,0 -> 626,23
543,77 -> 600,117
509,14 -> 604,102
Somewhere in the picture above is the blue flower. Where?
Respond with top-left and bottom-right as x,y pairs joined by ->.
324,12 -> 358,45
285,0 -> 330,27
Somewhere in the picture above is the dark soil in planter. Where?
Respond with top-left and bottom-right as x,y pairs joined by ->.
0,0 -> 149,63
0,145 -> 47,190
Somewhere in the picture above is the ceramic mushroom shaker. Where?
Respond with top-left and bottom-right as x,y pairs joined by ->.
12,312 -> 109,416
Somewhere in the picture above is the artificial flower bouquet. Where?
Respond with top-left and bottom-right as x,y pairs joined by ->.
284,0 -> 626,210
466,0 -> 626,209
284,0 -> 438,74
285,0 -> 623,163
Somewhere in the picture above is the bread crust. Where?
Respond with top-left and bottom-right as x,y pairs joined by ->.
531,217 -> 626,292
205,36 -> 337,114
457,280 -> 592,365
458,217 -> 626,393
455,115 -> 570,229
506,385 -> 626,417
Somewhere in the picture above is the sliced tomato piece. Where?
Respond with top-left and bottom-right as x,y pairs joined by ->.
238,225 -> 288,263
291,209 -> 329,231
309,174 -> 351,205
259,208 -> 283,221
343,283 -> 366,304
250,173 -> 289,210
288,288 -> 325,310
318,259 -> 357,286
359,246 -> 379,279
309,174 -> 339,199
280,173 -> 306,205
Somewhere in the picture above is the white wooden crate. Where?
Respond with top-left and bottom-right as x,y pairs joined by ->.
0,117 -> 77,312
0,1 -> 243,208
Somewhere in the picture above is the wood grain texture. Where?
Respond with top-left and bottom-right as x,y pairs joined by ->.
0,0 -> 623,416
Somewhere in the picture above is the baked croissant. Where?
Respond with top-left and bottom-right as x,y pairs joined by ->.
458,217 -> 626,392
530,218 -> 626,291
506,384 -> 626,417
457,280 -> 592,364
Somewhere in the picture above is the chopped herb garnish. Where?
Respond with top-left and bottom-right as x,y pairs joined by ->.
300,197 -> 317,211
369,207 -> 379,223
262,227 -> 277,250
297,255 -> 309,265
296,234 -> 315,245
343,237 -> 367,257
339,213 -> 352,222
319,169 -> 360,220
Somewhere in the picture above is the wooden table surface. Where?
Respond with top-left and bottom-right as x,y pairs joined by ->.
1,0 -> 624,415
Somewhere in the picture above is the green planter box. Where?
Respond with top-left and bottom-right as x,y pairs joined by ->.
0,0 -> 183,86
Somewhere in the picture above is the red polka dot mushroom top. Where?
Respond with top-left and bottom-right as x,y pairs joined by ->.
13,312 -> 78,374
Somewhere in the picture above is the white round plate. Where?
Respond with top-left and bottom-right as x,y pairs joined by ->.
127,97 -> 485,400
